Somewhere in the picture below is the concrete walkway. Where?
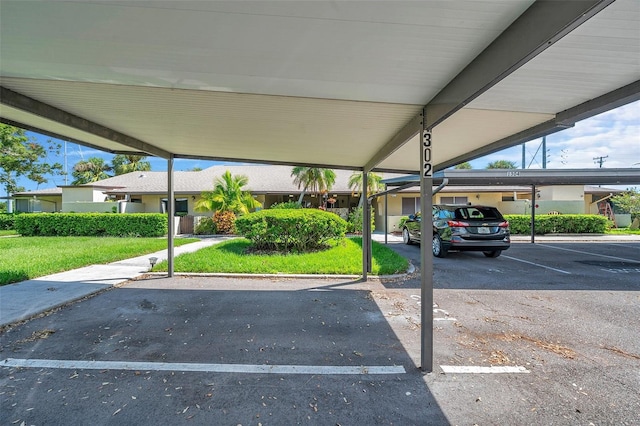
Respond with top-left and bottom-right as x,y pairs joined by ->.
0,238 -> 228,327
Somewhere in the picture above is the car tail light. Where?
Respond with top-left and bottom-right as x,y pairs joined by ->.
498,221 -> 509,228
447,220 -> 469,227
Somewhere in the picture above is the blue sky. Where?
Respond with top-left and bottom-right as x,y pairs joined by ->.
14,100 -> 640,192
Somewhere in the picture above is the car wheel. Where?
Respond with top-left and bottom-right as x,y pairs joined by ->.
432,234 -> 447,258
483,250 -> 502,258
402,228 -> 413,245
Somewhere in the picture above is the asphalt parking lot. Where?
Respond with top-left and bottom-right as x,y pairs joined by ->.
1,238 -> 639,425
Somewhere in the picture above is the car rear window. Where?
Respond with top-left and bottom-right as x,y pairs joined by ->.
455,207 -> 502,220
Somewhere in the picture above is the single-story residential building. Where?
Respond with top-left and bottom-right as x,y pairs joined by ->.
12,165 -> 628,232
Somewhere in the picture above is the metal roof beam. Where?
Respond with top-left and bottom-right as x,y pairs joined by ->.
425,0 -> 614,129
556,80 -> 640,126
0,86 -> 172,159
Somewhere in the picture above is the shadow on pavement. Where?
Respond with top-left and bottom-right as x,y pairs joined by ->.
0,278 -> 448,424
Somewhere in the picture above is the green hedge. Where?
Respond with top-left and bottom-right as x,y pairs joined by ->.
0,213 -> 16,230
235,209 -> 347,252
504,214 -> 611,235
15,213 -> 168,237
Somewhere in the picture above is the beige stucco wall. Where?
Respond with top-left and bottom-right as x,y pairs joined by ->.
62,202 -> 117,213
62,187 -> 106,203
538,185 -> 584,201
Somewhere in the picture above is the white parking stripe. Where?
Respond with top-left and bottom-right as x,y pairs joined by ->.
1,358 -> 405,375
441,365 -> 530,374
537,244 -> 640,263
502,255 -> 571,274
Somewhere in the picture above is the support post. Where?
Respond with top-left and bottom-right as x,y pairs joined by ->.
168,155 -> 175,277
361,171 -> 370,278
420,127 -> 434,373
531,184 -> 536,244
384,193 -> 388,245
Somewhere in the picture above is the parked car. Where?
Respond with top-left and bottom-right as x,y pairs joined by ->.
402,204 -> 510,258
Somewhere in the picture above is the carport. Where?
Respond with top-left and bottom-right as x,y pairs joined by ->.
379,167 -> 640,242
1,0 -> 639,372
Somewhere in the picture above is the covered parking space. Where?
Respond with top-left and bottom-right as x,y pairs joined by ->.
1,0 -> 639,372
379,168 -> 640,243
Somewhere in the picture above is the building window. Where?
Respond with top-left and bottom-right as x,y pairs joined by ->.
161,198 -> 189,216
402,197 -> 420,215
440,196 -> 468,204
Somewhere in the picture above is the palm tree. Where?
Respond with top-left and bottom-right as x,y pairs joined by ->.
486,160 -> 517,169
112,154 -> 151,175
454,162 -> 472,169
194,170 -> 262,215
71,157 -> 112,184
348,171 -> 384,207
290,167 -> 336,205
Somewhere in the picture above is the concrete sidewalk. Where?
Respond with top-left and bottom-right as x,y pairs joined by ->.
0,238 -> 229,327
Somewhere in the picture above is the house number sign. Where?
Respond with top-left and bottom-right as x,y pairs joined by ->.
422,130 -> 432,178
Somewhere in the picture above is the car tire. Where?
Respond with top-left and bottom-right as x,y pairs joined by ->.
483,250 -> 502,258
402,228 -> 413,245
432,234 -> 447,258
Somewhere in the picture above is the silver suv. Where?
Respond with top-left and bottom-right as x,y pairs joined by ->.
402,204 -> 510,258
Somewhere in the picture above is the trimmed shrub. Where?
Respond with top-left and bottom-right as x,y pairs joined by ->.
270,201 -> 302,209
194,216 -> 217,235
504,214 -> 611,235
235,208 -> 347,252
213,211 -> 236,234
347,207 -> 375,234
14,213 -> 168,237
0,213 -> 16,230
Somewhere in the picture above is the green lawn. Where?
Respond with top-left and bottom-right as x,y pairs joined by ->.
0,230 -> 17,236
0,236 -> 198,286
154,237 -> 408,276
607,227 -> 640,235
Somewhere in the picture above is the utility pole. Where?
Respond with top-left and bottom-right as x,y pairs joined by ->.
593,155 -> 608,168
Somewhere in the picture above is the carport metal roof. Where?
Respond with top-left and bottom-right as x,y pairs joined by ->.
1,0 -> 639,174
2,0 -> 639,374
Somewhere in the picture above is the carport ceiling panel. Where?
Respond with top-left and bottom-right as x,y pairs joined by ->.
0,1 -> 533,105
470,0 -> 640,114
0,78 -> 422,167
376,109 -> 554,173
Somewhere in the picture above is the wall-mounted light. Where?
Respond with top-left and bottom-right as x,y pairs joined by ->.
192,196 -> 196,200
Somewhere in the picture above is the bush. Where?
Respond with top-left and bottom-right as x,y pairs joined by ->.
504,214 -> 611,235
213,211 -> 236,234
0,213 -> 16,230
270,201 -> 302,209
347,207 -> 375,234
14,213 -> 168,237
235,208 -> 347,252
194,217 -> 217,235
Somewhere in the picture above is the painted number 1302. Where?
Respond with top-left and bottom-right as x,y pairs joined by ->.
422,130 -> 432,178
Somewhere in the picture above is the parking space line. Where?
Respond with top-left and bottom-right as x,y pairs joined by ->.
440,365 -> 530,374
502,255 -> 571,274
537,244 -> 640,263
1,358 -> 406,375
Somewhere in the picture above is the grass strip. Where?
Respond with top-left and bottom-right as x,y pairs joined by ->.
0,236 -> 198,286
154,237 -> 408,276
